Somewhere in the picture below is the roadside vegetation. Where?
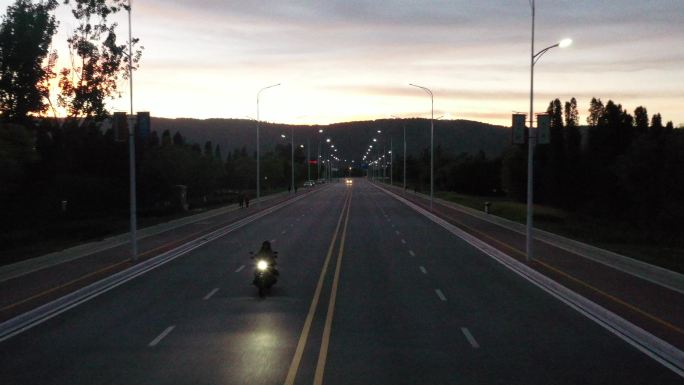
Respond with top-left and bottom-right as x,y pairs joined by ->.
434,191 -> 684,274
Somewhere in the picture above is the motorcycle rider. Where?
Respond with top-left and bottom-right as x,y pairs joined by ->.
253,240 -> 279,276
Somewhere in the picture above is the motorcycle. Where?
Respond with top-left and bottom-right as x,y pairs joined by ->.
250,250 -> 279,297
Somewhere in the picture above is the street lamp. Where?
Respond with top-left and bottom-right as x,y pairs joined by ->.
526,0 -> 572,261
410,83 -> 434,211
257,83 -> 281,209
281,127 -> 295,193
126,0 -> 137,261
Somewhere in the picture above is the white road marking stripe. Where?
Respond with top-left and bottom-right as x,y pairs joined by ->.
461,327 -> 480,348
401,239 -> 406,244
271,239 -> 277,243
409,250 -> 416,256
395,230 -> 400,235
149,325 -> 176,347
282,230 -> 287,234
419,266 -> 427,274
435,289 -> 447,301
235,265 -> 245,273
203,288 -> 219,300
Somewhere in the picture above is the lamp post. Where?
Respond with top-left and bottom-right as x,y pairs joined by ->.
125,0 -> 138,261
527,0 -> 572,261
290,126 -> 294,193
307,137 -> 310,182
256,83 -> 280,209
317,129 -> 323,180
410,83 -> 434,211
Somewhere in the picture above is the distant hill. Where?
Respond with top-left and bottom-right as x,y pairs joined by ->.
150,117 -> 510,161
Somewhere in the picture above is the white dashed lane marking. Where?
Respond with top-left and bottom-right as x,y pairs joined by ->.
149,326 -> 176,347
461,328 -> 480,348
203,288 -> 219,300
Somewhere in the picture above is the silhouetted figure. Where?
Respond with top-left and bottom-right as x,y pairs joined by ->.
238,192 -> 244,208
245,195 -> 250,208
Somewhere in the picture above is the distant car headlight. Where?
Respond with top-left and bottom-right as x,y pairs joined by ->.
257,260 -> 268,271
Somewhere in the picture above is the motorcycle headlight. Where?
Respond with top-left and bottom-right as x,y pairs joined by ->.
257,260 -> 269,271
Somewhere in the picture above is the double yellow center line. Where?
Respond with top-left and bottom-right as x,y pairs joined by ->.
284,187 -> 353,385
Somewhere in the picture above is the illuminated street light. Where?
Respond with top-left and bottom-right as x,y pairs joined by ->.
410,83 -> 435,210
526,0 -> 572,261
256,83 -> 281,208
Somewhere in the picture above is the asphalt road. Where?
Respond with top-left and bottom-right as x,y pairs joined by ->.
0,179 -> 680,384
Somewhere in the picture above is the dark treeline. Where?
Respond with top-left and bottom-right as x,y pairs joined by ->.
1,119 -> 314,213
0,117 -> 314,257
394,97 -> 682,243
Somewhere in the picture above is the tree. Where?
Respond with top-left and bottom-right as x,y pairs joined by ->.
634,106 -> 649,136
564,98 -> 581,163
587,97 -> 604,127
0,0 -> 58,123
161,129 -> 171,146
172,131 -> 184,146
541,99 -> 566,205
203,140 -> 213,158
58,0 -> 142,122
501,145 -> 527,202
650,113 -> 663,137
214,144 -> 222,161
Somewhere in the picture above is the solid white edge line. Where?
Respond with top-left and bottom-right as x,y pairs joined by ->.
235,265 -> 245,273
148,325 -> 176,347
435,289 -> 447,301
0,188 -> 319,342
203,288 -> 219,300
419,266 -> 427,274
373,183 -> 684,378
461,327 -> 480,348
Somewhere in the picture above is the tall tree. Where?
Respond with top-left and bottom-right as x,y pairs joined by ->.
58,0 -> 142,122
203,140 -> 213,158
587,97 -> 604,127
650,113 -> 663,137
634,106 -> 649,137
0,0 -> 58,123
564,98 -> 581,160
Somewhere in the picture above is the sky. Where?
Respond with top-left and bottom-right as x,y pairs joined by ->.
4,0 -> 684,126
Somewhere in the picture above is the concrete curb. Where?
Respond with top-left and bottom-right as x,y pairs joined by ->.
381,183 -> 684,294
376,183 -> 684,377
0,189 -> 313,342
0,191 -> 290,283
